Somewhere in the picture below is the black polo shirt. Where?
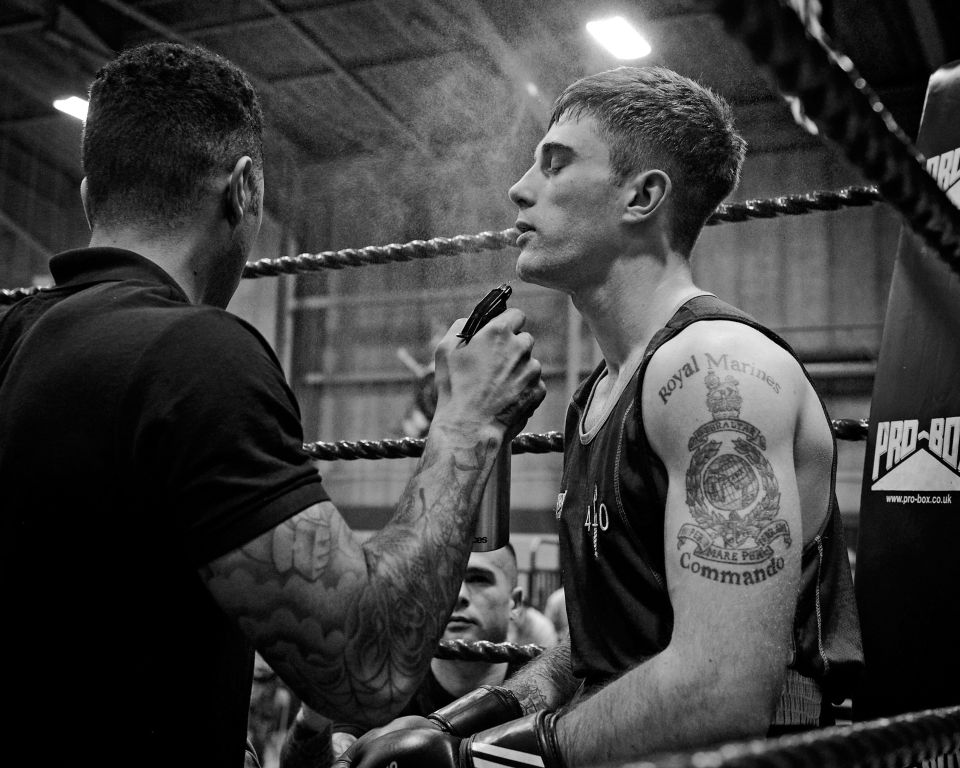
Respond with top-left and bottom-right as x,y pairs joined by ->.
0,248 -> 329,766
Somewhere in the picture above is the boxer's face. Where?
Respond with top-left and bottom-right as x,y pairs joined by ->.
509,113 -> 627,293
443,550 -> 521,644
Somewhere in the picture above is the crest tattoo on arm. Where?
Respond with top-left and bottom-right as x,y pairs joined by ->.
678,369 -> 792,586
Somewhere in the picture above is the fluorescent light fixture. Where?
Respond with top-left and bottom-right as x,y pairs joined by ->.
586,16 -> 651,60
53,96 -> 88,120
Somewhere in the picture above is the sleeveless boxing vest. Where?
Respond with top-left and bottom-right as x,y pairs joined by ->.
558,295 -> 863,722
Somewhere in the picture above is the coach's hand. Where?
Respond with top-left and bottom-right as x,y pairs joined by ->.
433,309 -> 545,442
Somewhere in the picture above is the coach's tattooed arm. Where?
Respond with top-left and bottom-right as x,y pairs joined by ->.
552,321 -> 809,765
201,312 -> 544,728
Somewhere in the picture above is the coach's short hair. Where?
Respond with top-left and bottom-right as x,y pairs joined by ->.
82,42 -> 264,228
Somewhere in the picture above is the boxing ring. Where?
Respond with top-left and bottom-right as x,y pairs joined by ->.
3,0 -> 958,765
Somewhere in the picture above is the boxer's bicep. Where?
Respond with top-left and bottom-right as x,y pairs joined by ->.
643,324 -> 802,716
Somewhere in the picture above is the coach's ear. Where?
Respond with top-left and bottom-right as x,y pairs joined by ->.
80,177 -> 93,230
224,155 -> 255,227
622,168 -> 672,223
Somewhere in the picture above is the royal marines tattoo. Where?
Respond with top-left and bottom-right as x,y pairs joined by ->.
678,369 -> 792,585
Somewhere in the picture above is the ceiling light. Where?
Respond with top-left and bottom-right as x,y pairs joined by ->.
586,16 -> 651,60
53,96 -> 88,120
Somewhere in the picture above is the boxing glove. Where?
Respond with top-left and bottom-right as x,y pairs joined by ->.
428,684 -> 524,736
338,710 -> 565,768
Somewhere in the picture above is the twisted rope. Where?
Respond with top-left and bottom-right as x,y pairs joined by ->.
304,420 -> 867,461
232,186 -> 887,279
303,431 -> 565,461
436,639 -> 544,664
243,187 -> 882,277
707,186 -> 881,224
627,705 -> 960,768
0,186 -> 886,305
832,418 -> 869,442
710,0 -> 960,273
241,229 -> 518,278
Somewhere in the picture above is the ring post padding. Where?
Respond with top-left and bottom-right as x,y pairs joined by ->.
855,62 -> 960,720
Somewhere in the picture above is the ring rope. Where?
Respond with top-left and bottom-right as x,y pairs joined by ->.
242,228 -> 517,278
705,185 -> 881,224
626,705 -> 960,768
303,419 -> 869,461
242,186 -> 883,277
709,0 -> 960,272
831,418 -> 870,442
436,639 -> 543,664
190,186 -> 887,278
0,186 -> 883,305
303,430 -> 564,462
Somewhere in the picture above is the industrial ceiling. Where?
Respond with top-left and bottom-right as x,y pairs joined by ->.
0,0 -> 956,247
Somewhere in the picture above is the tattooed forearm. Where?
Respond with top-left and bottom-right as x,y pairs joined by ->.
678,368 -> 791,587
203,429 -> 501,727
504,640 -> 580,714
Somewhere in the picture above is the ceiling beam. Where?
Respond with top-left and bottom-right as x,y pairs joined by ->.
175,0 -> 412,38
0,113 -> 69,129
2,0 -> 346,228
266,47 -> 471,86
52,4 -> 115,58
0,134 -> 84,258
91,0 -> 416,159
134,0 -> 368,9
248,0 -> 430,154
85,0 -> 328,157
0,130 -> 83,194
42,29 -> 111,75
91,0 -> 210,49
0,207 -> 54,259
0,17 -> 45,35
374,0 -> 433,52
0,47 -> 91,111
426,0 -> 549,128
179,10 -> 477,82
173,13 -> 279,37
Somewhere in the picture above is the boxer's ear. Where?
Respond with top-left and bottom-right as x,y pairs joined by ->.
622,168 -> 672,223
